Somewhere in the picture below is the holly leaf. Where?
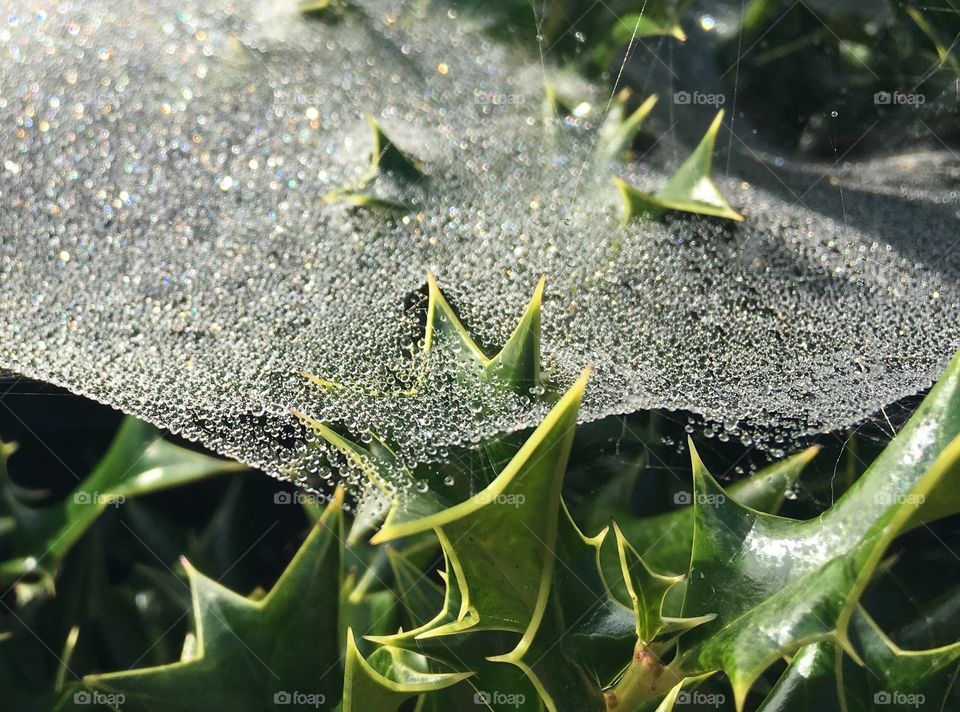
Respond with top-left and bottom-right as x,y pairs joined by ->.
611,522 -> 711,644
368,371 -> 595,710
580,444 -> 817,591
386,546 -> 445,629
598,92 -> 658,164
378,369 -> 588,654
0,417 -> 243,597
421,272 -> 547,392
296,275 -> 551,538
340,628 -> 470,712
324,114 -> 423,208
615,111 -> 744,222
492,504 -> 632,712
365,532 -> 473,648
677,350 -> 960,708
758,608 -> 960,711
84,491 -> 346,711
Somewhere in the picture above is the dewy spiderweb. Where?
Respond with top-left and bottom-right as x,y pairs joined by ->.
0,0 -> 958,491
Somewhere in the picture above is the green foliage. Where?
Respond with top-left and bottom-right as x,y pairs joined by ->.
85,492 -> 346,711
615,111 -> 744,222
3,279 -> 959,711
466,0 -> 690,71
723,0 -> 960,152
597,91 -> 658,164
757,608 -> 960,711
323,115 -> 423,211
0,418 -> 242,603
290,281 -> 960,711
677,347 -> 960,707
341,629 -> 470,712
0,277 -> 960,712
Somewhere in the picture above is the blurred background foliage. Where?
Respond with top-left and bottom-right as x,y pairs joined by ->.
479,0 -> 960,153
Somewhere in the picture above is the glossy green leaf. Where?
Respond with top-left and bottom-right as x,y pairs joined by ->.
758,609 -> 960,711
371,374 -> 587,646
611,522 -> 711,644
582,445 -> 817,583
754,640 -> 837,711
677,349 -> 960,708
341,628 -> 470,712
367,371 -> 592,709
